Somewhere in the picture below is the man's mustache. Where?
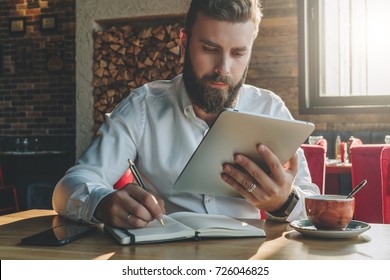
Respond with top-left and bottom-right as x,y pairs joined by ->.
203,74 -> 234,85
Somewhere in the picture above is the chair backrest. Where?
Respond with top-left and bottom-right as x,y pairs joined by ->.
350,144 -> 389,223
0,164 -> 20,213
113,168 -> 134,190
301,143 -> 327,194
381,147 -> 390,224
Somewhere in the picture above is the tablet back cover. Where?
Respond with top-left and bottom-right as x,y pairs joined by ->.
174,109 -> 315,197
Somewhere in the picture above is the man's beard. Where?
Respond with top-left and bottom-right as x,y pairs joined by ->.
182,50 -> 248,114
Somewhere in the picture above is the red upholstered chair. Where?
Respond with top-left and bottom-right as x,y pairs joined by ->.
0,164 -> 20,214
301,141 -> 327,194
350,144 -> 390,223
381,147 -> 390,223
113,169 -> 134,190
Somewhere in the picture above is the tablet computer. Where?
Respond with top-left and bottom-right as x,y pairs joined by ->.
173,109 -> 315,197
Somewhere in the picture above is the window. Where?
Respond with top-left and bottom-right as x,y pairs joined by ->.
299,0 -> 390,114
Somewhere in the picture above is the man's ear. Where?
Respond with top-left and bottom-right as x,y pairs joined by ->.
180,28 -> 187,54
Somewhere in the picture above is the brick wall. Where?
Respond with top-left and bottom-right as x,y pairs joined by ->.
0,0 -> 75,138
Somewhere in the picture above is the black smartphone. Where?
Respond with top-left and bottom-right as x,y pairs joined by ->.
21,224 -> 96,246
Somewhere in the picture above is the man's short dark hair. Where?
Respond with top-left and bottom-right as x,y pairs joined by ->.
184,0 -> 262,39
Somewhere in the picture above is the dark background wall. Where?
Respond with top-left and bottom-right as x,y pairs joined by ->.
0,0 -> 76,210
0,0 -> 75,145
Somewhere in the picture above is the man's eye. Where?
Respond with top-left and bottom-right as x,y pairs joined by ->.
203,46 -> 217,52
233,51 -> 246,57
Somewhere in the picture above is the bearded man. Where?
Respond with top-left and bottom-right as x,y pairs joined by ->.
53,0 -> 319,228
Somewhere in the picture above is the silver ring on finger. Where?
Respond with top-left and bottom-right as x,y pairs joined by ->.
126,214 -> 132,223
247,181 -> 257,193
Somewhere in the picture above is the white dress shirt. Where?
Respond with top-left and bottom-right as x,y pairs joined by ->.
52,74 -> 320,224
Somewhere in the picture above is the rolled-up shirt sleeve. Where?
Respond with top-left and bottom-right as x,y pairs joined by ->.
52,173 -> 115,224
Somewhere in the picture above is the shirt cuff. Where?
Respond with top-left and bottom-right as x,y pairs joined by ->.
67,184 -> 114,224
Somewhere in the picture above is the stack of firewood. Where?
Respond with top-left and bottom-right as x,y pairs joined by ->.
92,21 -> 184,132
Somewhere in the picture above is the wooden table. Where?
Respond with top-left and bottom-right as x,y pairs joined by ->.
325,162 -> 352,194
0,210 -> 389,260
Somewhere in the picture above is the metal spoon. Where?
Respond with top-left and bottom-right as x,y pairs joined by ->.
346,179 -> 367,199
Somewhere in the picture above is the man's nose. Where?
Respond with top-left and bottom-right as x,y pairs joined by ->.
214,55 -> 231,76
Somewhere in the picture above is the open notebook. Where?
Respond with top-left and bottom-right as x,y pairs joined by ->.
105,212 -> 265,245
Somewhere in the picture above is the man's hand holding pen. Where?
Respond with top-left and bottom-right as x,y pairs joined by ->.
128,159 -> 165,227
94,166 -> 165,229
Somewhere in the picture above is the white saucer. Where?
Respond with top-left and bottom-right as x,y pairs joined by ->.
290,220 -> 371,239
